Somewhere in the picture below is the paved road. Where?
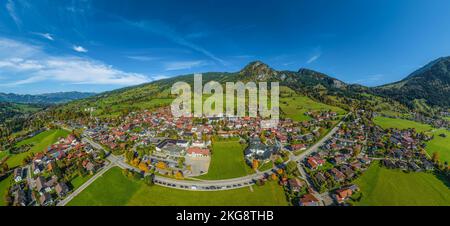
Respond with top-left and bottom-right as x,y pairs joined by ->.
26,165 -> 34,188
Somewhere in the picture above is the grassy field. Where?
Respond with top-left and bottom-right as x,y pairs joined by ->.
445,117 -> 450,121
280,95 -> 345,122
70,175 -> 93,190
0,151 -> 8,160
373,116 -> 433,132
0,174 -> 12,206
351,162 -> 450,206
258,161 -> 274,171
426,129 -> 450,163
196,140 -> 254,180
6,129 -> 70,168
68,167 -> 288,206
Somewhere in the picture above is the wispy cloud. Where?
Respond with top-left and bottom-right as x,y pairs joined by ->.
32,32 -> 54,41
0,58 -> 44,71
0,38 -> 39,57
126,55 -> 161,62
164,60 -> 206,71
73,45 -> 88,53
127,20 -> 226,65
6,0 -> 22,28
306,53 -> 321,64
0,38 -> 150,86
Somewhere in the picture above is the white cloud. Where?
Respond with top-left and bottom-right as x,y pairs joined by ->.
0,38 -> 150,86
306,53 -> 321,64
10,58 -> 149,86
73,45 -> 88,53
0,38 -> 40,58
32,32 -> 54,41
0,58 -> 44,71
164,60 -> 206,71
6,0 -> 22,27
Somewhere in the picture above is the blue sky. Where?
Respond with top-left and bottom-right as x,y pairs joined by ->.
1,0 -> 450,94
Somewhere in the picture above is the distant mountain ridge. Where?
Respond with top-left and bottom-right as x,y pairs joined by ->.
11,56 -> 450,123
46,61 -> 371,120
0,91 -> 97,104
374,56 -> 450,108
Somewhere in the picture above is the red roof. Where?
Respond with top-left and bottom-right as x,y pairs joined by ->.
335,188 -> 353,202
187,147 -> 210,156
292,143 -> 306,150
299,194 -> 319,206
307,157 -> 318,168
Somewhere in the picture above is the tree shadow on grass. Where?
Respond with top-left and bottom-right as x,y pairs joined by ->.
433,172 -> 450,189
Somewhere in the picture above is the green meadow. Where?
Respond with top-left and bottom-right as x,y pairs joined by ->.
0,174 -> 12,206
426,129 -> 450,163
351,162 -> 450,206
196,139 -> 254,180
70,175 -> 94,190
6,129 -> 70,168
0,151 -> 8,160
280,95 -> 345,122
373,116 -> 433,132
68,167 -> 288,206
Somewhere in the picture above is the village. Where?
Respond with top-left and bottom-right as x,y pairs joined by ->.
7,134 -> 105,206
2,105 -> 442,206
78,107 -> 340,178
295,110 -> 439,206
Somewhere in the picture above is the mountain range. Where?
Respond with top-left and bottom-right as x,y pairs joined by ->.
3,56 -> 450,128
0,91 -> 97,105
374,56 -> 450,109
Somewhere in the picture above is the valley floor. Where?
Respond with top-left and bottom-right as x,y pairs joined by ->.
68,167 -> 288,206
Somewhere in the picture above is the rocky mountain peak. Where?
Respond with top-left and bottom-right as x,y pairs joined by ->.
239,61 -> 278,81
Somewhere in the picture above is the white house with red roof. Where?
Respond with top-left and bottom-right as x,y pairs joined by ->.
186,147 -> 210,158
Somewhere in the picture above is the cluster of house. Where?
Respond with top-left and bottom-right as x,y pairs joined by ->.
367,125 -> 435,172
296,109 -> 440,206
308,118 -> 370,187
296,111 -> 372,205
297,184 -> 360,206
413,112 -> 450,129
80,107 -> 340,173
8,134 -> 103,206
